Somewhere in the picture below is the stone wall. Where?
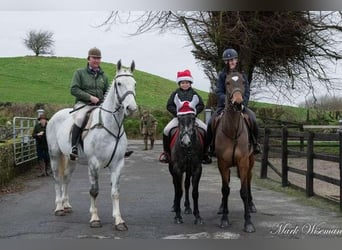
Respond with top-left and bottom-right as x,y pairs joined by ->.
0,142 -> 34,186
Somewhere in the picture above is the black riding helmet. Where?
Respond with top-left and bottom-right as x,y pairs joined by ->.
222,48 -> 238,61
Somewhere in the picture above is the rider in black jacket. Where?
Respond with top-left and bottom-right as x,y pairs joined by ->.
207,48 -> 261,155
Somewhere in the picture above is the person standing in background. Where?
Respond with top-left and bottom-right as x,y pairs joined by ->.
32,114 -> 50,177
140,110 -> 158,150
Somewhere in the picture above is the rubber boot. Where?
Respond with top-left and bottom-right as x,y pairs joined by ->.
143,138 -> 148,150
37,160 -> 46,177
159,134 -> 170,163
44,159 -> 50,176
150,139 -> 154,150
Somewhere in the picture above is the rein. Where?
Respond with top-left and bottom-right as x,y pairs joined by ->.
223,95 -> 244,166
94,73 -> 136,168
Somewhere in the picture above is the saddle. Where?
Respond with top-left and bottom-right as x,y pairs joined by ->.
70,107 -> 98,147
212,111 -> 253,142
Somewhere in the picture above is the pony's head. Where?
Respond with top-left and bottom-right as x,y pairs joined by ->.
177,113 -> 196,148
173,94 -> 198,148
225,72 -> 245,111
114,60 -> 137,116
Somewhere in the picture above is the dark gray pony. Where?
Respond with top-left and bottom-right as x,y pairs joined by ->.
168,110 -> 204,225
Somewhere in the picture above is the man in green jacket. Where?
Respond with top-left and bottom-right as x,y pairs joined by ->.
70,47 -> 109,160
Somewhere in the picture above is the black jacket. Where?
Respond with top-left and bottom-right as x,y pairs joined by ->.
166,87 -> 204,117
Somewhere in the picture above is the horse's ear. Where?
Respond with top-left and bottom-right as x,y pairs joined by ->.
130,60 -> 135,72
174,94 -> 181,110
117,60 -> 122,71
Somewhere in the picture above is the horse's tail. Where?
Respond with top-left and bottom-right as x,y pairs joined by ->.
59,154 -> 68,178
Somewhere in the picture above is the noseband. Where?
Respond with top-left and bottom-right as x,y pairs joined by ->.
226,88 -> 244,112
114,74 -> 136,105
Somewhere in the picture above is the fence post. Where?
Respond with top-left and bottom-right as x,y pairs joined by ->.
260,127 -> 269,179
281,126 -> 289,187
306,131 -> 314,197
300,124 -> 304,152
339,131 -> 342,211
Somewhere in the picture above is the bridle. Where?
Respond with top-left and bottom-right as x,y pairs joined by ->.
114,74 -> 136,105
97,72 -> 136,168
178,114 -> 196,149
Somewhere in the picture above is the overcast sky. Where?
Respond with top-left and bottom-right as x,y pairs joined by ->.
0,11 -> 341,107
0,11 -> 211,91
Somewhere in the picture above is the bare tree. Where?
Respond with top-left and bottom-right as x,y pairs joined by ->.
98,11 -> 342,104
23,30 -> 55,56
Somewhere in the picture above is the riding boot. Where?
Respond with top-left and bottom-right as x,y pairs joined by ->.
150,139 -> 154,150
202,146 -> 212,164
206,115 -> 216,157
125,150 -> 134,157
252,126 -> 262,154
202,130 -> 212,164
143,138 -> 148,150
70,125 -> 82,160
159,134 -> 170,163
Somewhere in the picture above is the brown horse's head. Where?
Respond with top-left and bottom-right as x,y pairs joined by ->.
225,72 -> 245,111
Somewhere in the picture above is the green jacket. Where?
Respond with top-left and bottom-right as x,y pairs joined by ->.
70,65 -> 110,103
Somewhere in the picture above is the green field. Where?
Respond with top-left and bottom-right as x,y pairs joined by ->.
0,56 -> 209,107
0,56 -> 339,138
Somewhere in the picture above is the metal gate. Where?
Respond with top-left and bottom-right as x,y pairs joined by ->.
12,117 -> 38,165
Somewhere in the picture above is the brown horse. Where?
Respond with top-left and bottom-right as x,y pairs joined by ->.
214,71 -> 256,233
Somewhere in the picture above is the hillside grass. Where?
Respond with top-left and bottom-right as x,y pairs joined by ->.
0,56 -> 339,138
0,56 -> 208,107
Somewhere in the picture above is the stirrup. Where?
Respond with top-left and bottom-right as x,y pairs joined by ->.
159,152 -> 170,163
253,144 -> 262,154
202,155 -> 212,164
70,146 -> 78,160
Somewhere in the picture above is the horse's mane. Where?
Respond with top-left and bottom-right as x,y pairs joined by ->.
103,68 -> 133,101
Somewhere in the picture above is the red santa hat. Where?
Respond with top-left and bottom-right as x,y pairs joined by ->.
174,94 -> 198,115
176,69 -> 193,84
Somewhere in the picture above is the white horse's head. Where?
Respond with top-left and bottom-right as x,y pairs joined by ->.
114,60 -> 137,116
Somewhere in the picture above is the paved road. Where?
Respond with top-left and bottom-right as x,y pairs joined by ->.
0,140 -> 341,239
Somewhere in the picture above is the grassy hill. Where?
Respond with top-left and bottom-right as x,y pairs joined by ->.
0,56 -> 338,138
0,56 -> 209,107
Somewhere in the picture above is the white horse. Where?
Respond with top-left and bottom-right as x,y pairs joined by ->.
46,60 -> 137,231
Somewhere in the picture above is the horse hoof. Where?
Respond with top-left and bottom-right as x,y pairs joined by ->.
90,220 -> 102,228
194,217 -> 204,225
219,220 -> 230,228
54,210 -> 66,216
64,207 -> 73,213
115,223 -> 128,231
174,217 -> 183,224
244,223 -> 255,233
184,207 -> 192,214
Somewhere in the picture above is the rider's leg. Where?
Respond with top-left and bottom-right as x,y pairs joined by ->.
207,110 -> 220,157
159,118 -> 177,163
70,103 -> 89,160
244,107 -> 261,154
70,125 -> 82,158
196,118 -> 212,164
